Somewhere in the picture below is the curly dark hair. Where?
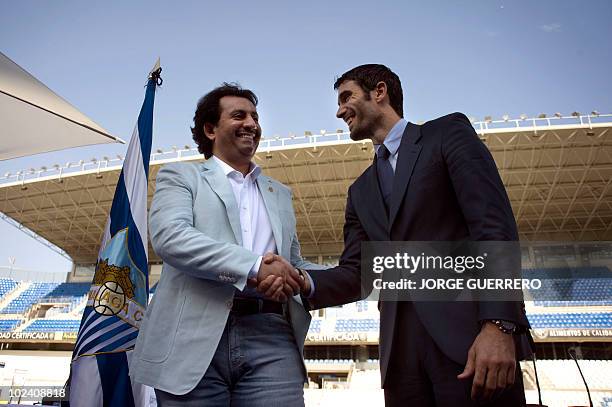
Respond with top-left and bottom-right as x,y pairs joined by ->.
191,83 -> 259,158
333,64 -> 403,118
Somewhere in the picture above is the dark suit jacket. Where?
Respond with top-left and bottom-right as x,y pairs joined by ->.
307,113 -> 532,386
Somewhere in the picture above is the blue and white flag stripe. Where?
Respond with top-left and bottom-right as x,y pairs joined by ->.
75,320 -> 134,357
107,86 -> 154,277
70,72 -> 159,407
74,79 -> 155,359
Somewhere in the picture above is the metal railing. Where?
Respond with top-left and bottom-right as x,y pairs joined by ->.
0,267 -> 69,283
1,112 -> 610,187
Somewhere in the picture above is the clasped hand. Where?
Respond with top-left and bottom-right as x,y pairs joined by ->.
247,253 -> 308,302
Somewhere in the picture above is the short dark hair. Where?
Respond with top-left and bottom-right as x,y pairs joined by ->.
191,83 -> 259,158
333,64 -> 403,117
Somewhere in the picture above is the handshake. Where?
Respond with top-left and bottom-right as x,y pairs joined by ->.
247,253 -> 311,302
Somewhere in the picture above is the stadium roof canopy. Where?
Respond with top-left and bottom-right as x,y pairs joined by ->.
0,52 -> 123,161
0,114 -> 611,265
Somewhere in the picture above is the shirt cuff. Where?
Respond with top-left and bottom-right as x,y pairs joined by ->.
249,256 -> 262,280
304,271 -> 315,298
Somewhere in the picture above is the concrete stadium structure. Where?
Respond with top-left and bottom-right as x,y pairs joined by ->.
1,113 -> 611,267
0,113 -> 611,406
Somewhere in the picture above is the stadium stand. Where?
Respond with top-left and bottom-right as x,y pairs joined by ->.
0,278 -> 18,298
303,360 -> 612,405
0,282 -> 58,314
526,312 -> 612,329
305,359 -> 354,365
23,319 -> 81,333
0,265 -> 608,406
39,282 -> 90,313
0,319 -> 20,332
41,282 -> 89,302
335,318 -> 379,332
525,267 -> 612,306
309,319 -> 322,334
532,359 -> 612,391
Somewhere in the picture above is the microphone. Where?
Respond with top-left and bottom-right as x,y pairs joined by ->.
526,353 -> 548,407
568,348 -> 593,407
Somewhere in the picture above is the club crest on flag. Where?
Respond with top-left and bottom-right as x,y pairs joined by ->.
88,228 -> 147,324
94,270 -> 131,317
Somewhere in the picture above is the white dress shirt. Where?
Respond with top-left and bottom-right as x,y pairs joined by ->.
212,156 -> 276,284
373,118 -> 408,172
308,119 -> 409,298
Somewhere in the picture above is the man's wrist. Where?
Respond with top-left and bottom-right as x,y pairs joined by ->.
483,319 -> 518,335
296,268 -> 314,298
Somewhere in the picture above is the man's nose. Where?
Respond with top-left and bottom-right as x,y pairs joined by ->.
244,116 -> 258,130
336,105 -> 346,119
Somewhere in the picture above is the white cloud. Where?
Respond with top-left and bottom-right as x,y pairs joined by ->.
541,23 -> 562,33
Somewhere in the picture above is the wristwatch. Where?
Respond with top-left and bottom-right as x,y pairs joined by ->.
487,319 -> 518,335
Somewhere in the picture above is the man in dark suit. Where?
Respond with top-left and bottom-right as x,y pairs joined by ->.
266,64 -> 532,406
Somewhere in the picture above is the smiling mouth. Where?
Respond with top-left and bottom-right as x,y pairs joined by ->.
345,114 -> 355,127
237,132 -> 256,140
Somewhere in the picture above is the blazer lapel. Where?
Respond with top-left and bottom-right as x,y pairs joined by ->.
256,175 -> 283,253
388,122 -> 422,228
201,159 -> 243,245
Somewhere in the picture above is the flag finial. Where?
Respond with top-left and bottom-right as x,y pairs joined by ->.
148,57 -> 162,85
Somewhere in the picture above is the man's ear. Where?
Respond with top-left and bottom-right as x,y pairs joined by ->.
204,123 -> 215,142
374,81 -> 388,103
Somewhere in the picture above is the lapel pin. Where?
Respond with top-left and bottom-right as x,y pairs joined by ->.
268,186 -> 274,193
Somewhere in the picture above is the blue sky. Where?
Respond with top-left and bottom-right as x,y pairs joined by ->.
1,0 -> 611,273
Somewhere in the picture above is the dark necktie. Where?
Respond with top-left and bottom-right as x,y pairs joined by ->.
376,144 -> 394,210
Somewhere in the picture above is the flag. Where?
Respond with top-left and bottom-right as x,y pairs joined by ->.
69,62 -> 161,407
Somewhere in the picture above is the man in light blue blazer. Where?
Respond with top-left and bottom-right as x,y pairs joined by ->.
131,83 -> 325,406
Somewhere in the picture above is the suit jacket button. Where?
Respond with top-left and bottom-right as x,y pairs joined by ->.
226,300 -> 233,309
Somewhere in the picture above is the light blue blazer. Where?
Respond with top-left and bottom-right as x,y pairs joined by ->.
130,159 -> 325,394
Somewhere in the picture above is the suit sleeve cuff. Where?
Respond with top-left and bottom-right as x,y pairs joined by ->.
249,256 -> 262,280
304,271 -> 315,298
